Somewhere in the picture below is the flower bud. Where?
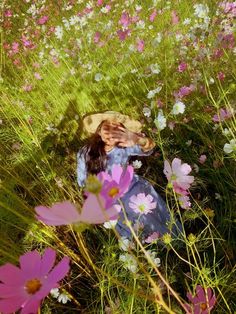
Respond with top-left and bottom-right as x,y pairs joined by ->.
85,175 -> 102,194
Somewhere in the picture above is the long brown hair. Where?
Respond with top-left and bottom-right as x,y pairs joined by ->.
79,121 -> 107,175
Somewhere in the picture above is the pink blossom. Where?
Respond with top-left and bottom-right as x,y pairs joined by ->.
171,10 -> 179,25
12,42 -> 19,54
212,108 -> 233,122
38,16 -> 49,25
129,193 -> 156,215
184,285 -> 216,314
4,10 -> 12,17
164,158 -> 194,193
119,12 -> 131,28
174,85 -> 195,99
144,232 -> 160,243
131,15 -> 139,23
94,31 -> 101,43
217,71 -> 225,81
117,29 -> 131,41
105,4 -> 111,12
22,84 -> 33,92
98,164 -> 134,209
178,195 -> 191,209
168,122 -> 175,130
137,39 -> 144,52
149,9 -> 157,22
199,155 -> 207,164
178,62 -> 188,72
219,1 -> 236,16
97,0 -> 103,6
0,248 -> 70,314
34,72 -> 42,80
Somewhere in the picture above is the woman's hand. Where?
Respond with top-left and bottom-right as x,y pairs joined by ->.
103,124 -> 139,147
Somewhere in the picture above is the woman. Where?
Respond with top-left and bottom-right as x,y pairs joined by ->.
77,111 -> 182,241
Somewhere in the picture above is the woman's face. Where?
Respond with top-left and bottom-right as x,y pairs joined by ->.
99,120 -> 123,146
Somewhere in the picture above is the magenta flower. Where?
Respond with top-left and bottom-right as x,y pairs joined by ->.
129,193 -> 156,215
119,12 -> 131,28
117,29 -> 131,41
171,10 -> 179,25
38,16 -> 49,25
0,248 -> 70,314
94,31 -> 101,44
137,39 -> 145,52
144,231 -> 160,244
35,199 -> 121,225
149,9 -> 157,22
184,285 -> 216,314
174,85 -> 195,99
212,108 -> 233,122
164,158 -> 194,193
99,164 -> 134,209
178,62 -> 188,72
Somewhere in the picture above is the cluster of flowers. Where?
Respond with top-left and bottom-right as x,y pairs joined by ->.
164,158 -> 194,209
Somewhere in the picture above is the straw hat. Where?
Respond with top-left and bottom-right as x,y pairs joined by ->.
82,111 -> 142,134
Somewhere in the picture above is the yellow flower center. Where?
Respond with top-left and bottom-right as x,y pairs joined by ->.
25,278 -> 42,294
200,303 -> 207,310
108,187 -> 119,198
138,204 -> 145,212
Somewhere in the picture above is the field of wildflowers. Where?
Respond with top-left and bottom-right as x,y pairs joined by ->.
0,0 -> 236,313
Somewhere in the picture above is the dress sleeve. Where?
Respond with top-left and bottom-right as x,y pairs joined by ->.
125,144 -> 154,157
76,149 -> 87,187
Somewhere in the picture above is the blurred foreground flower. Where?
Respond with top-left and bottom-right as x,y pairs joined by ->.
184,285 -> 216,314
0,248 -> 70,314
36,165 -> 133,225
119,253 -> 138,273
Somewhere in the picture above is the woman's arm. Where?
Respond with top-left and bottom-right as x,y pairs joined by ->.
136,134 -> 156,152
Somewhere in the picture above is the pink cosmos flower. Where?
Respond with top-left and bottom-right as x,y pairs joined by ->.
34,72 -> 42,80
94,31 -> 101,43
137,39 -> 145,52
212,108 -> 233,122
4,10 -> 12,17
129,193 -> 156,215
178,62 -> 188,72
184,285 -> 216,314
35,199 -> 121,225
117,29 -> 131,41
149,9 -> 157,22
22,84 -> 33,92
0,248 -> 70,314
171,10 -> 179,25
98,164 -> 134,209
38,16 -> 49,25
217,71 -> 225,81
164,158 -> 194,193
174,85 -> 195,99
12,42 -> 19,54
199,155 -> 207,164
144,231 -> 160,243
178,195 -> 191,209
97,0 -> 103,6
119,12 -> 131,28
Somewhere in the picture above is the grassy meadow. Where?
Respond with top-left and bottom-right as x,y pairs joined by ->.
0,0 -> 236,313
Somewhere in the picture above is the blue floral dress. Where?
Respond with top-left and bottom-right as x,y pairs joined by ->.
77,145 -> 182,241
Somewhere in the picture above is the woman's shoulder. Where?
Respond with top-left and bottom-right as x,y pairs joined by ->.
77,145 -> 88,158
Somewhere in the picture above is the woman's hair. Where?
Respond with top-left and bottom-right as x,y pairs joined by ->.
79,121 -> 107,175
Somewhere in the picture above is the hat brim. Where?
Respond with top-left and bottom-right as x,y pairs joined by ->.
83,111 -> 142,134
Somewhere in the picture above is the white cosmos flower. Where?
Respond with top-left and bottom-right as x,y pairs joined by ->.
55,26 -> 63,40
171,101 -> 186,115
193,4 -> 209,19
119,253 -> 138,273
58,293 -> 71,304
50,288 -> 60,298
146,250 -> 161,267
94,73 -> 103,81
154,110 -> 166,131
223,139 -> 236,154
132,160 -> 142,169
150,63 -> 160,74
103,219 -> 118,229
118,237 -> 135,251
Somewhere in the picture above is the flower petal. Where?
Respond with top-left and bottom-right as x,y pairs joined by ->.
0,295 -> 27,314
40,248 -> 56,277
20,251 -> 41,278
0,264 -> 24,285
20,298 -> 40,314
